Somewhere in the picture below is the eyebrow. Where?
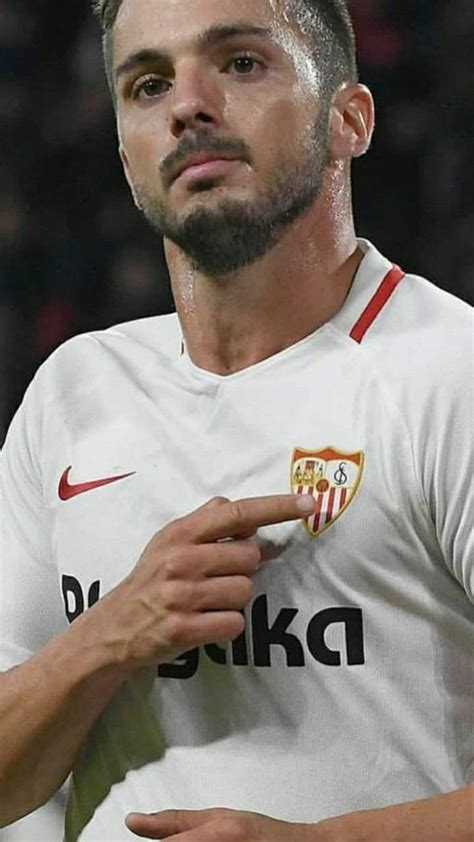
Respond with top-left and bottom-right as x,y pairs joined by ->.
114,24 -> 273,84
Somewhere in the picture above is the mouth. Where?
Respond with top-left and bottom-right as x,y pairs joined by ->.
175,157 -> 241,183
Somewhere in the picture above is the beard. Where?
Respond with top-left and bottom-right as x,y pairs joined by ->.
134,108 -> 331,277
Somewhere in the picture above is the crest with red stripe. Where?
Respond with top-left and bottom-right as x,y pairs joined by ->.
291,447 -> 364,537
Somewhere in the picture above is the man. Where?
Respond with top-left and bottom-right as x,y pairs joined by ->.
0,0 -> 472,839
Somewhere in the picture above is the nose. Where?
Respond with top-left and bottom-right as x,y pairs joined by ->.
169,62 -> 223,138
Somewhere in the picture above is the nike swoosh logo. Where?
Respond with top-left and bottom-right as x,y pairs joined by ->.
58,466 -> 136,501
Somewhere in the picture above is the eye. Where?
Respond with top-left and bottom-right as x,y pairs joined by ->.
225,55 -> 263,76
131,75 -> 170,101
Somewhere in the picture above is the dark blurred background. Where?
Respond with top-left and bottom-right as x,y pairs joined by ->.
1,0 -> 473,444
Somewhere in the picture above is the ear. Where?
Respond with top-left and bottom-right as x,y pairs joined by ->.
119,145 -> 142,210
329,83 -> 375,161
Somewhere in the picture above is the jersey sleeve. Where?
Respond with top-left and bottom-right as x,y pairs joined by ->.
0,372 -> 66,672
417,312 -> 474,603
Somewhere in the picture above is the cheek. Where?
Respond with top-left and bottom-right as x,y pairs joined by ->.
241,95 -> 307,167
119,111 -> 163,175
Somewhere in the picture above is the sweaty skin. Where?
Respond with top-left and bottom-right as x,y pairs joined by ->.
0,3 -> 472,840
113,0 -> 374,375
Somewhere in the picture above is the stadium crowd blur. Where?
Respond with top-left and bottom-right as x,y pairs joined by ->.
0,0 -> 472,443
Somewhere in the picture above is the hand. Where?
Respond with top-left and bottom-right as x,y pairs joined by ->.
125,808 -> 314,840
87,493 -> 315,672
126,786 -> 474,842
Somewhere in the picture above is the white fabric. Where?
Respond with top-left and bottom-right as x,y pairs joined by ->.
1,240 -> 473,842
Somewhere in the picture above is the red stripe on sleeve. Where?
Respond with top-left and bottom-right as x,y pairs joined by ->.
349,265 -> 406,344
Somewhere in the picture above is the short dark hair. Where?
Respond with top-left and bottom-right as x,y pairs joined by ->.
303,0 -> 358,87
92,0 -> 358,103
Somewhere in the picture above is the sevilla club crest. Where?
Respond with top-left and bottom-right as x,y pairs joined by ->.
291,447 -> 364,537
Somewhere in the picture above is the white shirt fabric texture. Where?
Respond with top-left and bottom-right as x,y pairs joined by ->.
1,240 -> 473,842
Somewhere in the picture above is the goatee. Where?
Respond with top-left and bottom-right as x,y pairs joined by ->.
134,109 -> 330,277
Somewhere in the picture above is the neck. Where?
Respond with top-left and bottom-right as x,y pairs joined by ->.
165,181 -> 362,376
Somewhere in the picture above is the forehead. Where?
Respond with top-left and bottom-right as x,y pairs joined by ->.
113,0 -> 297,61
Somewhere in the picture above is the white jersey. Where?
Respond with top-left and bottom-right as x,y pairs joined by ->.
1,240 -> 473,841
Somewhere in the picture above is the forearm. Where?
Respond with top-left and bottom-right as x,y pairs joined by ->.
311,785 -> 474,841
0,618 -> 129,828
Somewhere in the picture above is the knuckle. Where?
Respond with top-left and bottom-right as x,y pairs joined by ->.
245,540 -> 262,567
208,496 -> 230,507
185,582 -> 206,611
161,580 -> 186,611
227,499 -> 246,527
231,612 -> 246,635
165,613 -> 186,644
157,520 -> 179,546
161,549 -> 182,580
162,509 -> 199,542
166,517 -> 193,542
240,576 -> 255,600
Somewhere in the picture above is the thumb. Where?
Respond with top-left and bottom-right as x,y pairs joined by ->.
126,809 -> 211,837
125,813 -> 165,838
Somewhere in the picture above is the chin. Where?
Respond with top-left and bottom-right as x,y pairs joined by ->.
175,187 -> 241,214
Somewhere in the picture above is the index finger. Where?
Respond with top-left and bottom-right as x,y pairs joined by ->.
188,494 -> 316,543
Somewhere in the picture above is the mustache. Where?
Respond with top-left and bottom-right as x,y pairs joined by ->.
161,130 -> 251,187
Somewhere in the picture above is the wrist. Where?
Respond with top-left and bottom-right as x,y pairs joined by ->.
43,609 -> 132,707
305,785 -> 474,842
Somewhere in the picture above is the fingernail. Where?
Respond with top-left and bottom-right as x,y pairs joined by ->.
296,495 -> 315,513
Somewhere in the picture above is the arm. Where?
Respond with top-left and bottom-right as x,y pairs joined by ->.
311,785 -> 474,842
0,379 -> 130,827
113,787 -> 474,839
0,492 -> 312,828
0,623 -> 129,827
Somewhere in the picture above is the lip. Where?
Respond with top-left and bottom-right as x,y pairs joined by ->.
176,157 -> 240,182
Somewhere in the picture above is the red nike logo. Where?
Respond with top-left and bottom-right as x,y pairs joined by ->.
58,466 -> 136,501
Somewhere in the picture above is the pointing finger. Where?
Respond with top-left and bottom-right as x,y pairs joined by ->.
179,494 -> 316,543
